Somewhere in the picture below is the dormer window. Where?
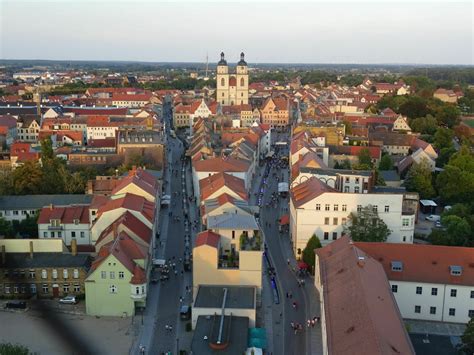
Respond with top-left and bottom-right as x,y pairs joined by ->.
391,261 -> 403,272
450,265 -> 462,276
50,219 -> 61,227
73,219 -> 79,225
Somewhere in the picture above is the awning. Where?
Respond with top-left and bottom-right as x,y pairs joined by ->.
298,261 -> 309,269
279,214 -> 289,225
420,199 -> 437,207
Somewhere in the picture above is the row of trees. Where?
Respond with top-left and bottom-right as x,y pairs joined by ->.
0,216 -> 38,238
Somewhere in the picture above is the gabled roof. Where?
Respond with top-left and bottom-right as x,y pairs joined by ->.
199,172 -> 247,201
316,236 -> 414,355
290,177 -> 337,208
195,230 -> 220,248
355,242 -> 474,286
111,167 -> 158,198
96,210 -> 152,246
193,157 -> 250,173
97,193 -> 155,222
38,205 -> 89,224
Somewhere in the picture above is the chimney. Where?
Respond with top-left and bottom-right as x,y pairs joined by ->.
71,239 -> 77,256
1,245 -> 5,265
357,256 -> 365,268
29,241 -> 34,259
49,203 -> 54,210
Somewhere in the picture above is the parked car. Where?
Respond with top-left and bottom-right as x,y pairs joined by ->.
425,215 -> 441,222
5,301 -> 27,309
180,305 -> 191,320
59,296 -> 77,304
435,221 -> 442,228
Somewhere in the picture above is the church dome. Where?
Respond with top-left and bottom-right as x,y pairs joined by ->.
218,52 -> 227,66
238,52 -> 247,66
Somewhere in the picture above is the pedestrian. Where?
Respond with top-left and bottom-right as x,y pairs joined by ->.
174,270 -> 177,276
307,319 -> 311,328
311,319 -> 315,327
179,297 -> 183,303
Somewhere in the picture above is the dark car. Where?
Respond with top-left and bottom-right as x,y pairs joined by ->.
5,301 -> 27,309
180,305 -> 191,320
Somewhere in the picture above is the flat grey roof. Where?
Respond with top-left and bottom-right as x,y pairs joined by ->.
372,186 -> 407,194
0,195 -> 93,211
3,253 -> 91,269
207,214 -> 259,230
380,170 -> 400,182
191,315 -> 249,355
194,285 -> 255,309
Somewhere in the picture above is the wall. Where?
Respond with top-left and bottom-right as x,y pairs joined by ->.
0,239 -> 67,253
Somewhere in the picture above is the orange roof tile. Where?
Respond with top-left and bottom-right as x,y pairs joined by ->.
290,177 -> 337,208
195,230 -> 220,248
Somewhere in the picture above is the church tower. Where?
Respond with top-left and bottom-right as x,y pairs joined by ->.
216,52 -> 229,105
216,51 -> 249,106
236,52 -> 249,105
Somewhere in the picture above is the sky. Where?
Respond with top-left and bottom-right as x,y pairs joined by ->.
0,0 -> 473,65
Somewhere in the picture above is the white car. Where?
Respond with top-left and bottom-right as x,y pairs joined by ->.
425,215 -> 441,222
59,296 -> 77,304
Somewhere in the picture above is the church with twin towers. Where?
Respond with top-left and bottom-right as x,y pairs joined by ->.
216,52 -> 249,106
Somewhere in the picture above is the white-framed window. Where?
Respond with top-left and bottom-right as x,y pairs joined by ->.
63,284 -> 70,293
42,284 -> 48,293
29,270 -> 35,279
52,269 -> 58,279
354,187 -> 360,193
80,232 -> 85,238
372,205 -> 378,213
5,285 -> 10,294
402,218 -> 409,227
385,205 -> 390,212
63,269 -> 68,279
342,205 -> 347,212
316,204 -> 321,211
109,285 -> 117,294
101,271 -> 106,279
30,284 -> 37,294
119,271 -> 124,279
357,205 -> 362,212
325,204 -> 330,211
414,305 -> 421,313
110,272 -> 115,279
41,269 -> 47,279
449,308 -> 456,316
73,269 -> 79,279
74,284 -> 81,293
391,284 -> 398,293
334,204 -> 339,211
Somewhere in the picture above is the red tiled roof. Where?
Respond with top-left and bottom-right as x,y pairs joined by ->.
38,205 -> 89,224
316,236 -> 415,355
112,93 -> 153,102
88,138 -> 117,148
0,115 -> 17,129
199,172 -> 247,201
131,264 -> 146,284
64,107 -> 128,116
290,177 -> 337,208
96,210 -> 152,246
193,156 -> 250,173
355,242 -> 474,286
195,230 -> 220,248
111,167 -> 158,199
97,193 -> 155,222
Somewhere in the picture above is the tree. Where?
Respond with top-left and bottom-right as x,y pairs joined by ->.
460,317 -> 474,354
334,159 -> 351,170
302,234 -> 322,273
378,154 -> 393,171
11,161 -> 43,195
430,215 -> 473,247
404,158 -> 435,198
409,115 -> 438,135
0,343 -> 30,355
40,136 -> 54,161
437,146 -> 474,204
0,218 -> 13,238
344,205 -> 391,242
433,127 -> 454,151
354,148 -> 373,170
435,104 -> 460,128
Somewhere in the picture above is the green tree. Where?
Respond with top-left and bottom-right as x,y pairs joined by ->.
409,115 -> 438,135
354,148 -> 373,170
460,317 -> 474,354
0,342 -> 30,355
436,146 -> 457,168
404,159 -> 435,198
378,154 -> 393,171
435,104 -> 460,128
11,161 -> 43,195
0,218 -> 13,238
437,146 -> 474,204
430,215 -> 473,247
344,205 -> 391,242
40,136 -> 54,161
17,215 -> 39,238
302,234 -> 322,273
433,127 -> 454,151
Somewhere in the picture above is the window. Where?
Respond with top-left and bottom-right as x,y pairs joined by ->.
469,310 -> 474,318
451,289 -> 457,297
135,286 -> 140,295
431,288 -> 438,296
13,211 -> 19,215
101,271 -> 106,279
342,218 -> 347,225
385,205 -> 390,212
391,284 -> 398,293
449,308 -> 456,316
357,205 -> 362,212
63,269 -> 68,279
43,232 -> 48,238
402,218 -> 409,227
450,265 -> 462,276
316,204 -> 321,211
63,284 -> 69,293
13,285 -> 19,293
355,177 -> 360,184
344,186 -> 349,193
30,284 -> 37,294
391,261 -> 403,272
324,232 -> 329,240
334,204 -> 339,211
240,78 -> 245,87
324,217 -> 329,225
58,232 -> 62,238
109,285 -> 117,294
354,187 -> 360,193
74,284 -> 81,293
342,205 -> 347,212
220,78 -> 225,86
73,269 -> 79,279
41,270 -> 47,279
471,290 -> 474,299
110,272 -> 115,279
71,231 -> 76,238
430,307 -> 436,315
416,286 -> 422,295
332,232 -> 337,240
333,218 -> 338,225
5,285 -> 10,294
42,284 -> 49,293
29,270 -> 35,279
80,232 -> 85,238
345,177 -> 350,183
52,269 -> 58,279
415,305 -> 421,313
325,204 -> 330,211
232,231 -> 235,239
119,271 -> 124,279
372,205 -> 378,213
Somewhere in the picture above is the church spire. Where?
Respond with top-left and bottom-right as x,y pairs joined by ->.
218,51 -> 227,65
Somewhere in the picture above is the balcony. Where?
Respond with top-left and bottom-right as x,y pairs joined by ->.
48,225 -> 64,231
131,292 -> 146,300
240,230 -> 263,251
218,251 -> 239,269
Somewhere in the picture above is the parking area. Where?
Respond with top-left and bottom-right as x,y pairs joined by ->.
0,306 -> 134,354
415,212 -> 437,236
